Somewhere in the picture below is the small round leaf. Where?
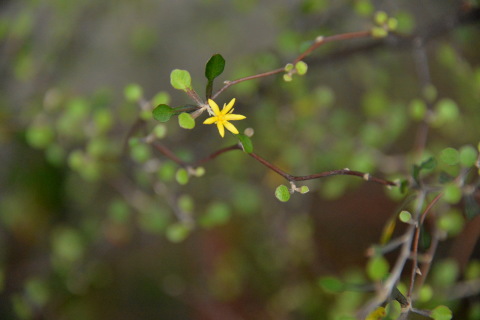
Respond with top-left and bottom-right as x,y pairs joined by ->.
178,112 -> 195,129
176,168 -> 189,185
399,210 -> 411,223
166,223 -> 191,243
459,145 -> 478,167
295,61 -> 308,75
431,305 -> 452,320
367,255 -> 389,281
153,104 -> 174,122
124,83 -> 143,102
170,69 -> 192,91
275,185 -> 291,202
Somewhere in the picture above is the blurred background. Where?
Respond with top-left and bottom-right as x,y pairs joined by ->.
1,0 -> 479,319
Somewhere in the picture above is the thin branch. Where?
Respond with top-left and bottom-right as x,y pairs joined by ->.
248,152 -> 396,187
408,192 -> 443,299
212,68 -> 284,100
212,30 -> 372,100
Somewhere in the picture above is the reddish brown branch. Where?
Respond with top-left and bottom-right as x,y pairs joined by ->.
248,152 -> 396,186
408,192 -> 444,299
150,141 -> 396,187
212,30 -> 372,100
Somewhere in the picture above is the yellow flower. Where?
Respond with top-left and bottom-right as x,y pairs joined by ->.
203,98 -> 246,138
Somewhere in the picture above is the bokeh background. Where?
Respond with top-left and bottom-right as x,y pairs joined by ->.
1,0 -> 480,319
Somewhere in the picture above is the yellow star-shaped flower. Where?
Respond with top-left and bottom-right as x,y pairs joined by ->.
203,98 -> 246,138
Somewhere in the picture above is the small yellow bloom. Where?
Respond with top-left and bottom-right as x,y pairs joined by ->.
203,98 -> 246,138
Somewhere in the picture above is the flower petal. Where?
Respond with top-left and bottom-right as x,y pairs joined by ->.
222,98 -> 236,115
208,99 -> 220,115
223,121 -> 239,135
203,116 -> 218,124
224,114 -> 246,121
216,122 -> 225,137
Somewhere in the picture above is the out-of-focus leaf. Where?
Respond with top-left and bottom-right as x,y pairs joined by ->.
237,133 -> 253,153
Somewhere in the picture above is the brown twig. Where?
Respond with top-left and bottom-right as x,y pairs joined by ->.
212,30 -> 372,100
407,192 -> 444,299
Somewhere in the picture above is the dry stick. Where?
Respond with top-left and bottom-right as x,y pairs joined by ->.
212,30 -> 372,100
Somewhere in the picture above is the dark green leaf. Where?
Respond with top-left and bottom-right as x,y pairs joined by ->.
205,54 -> 225,81
153,104 -> 174,122
465,194 -> 480,220
237,134 -> 253,153
412,157 -> 436,184
205,54 -> 225,98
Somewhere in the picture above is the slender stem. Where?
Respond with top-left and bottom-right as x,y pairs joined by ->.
408,192 -> 444,298
212,30 -> 372,100
151,142 -> 186,166
249,152 -> 396,186
293,30 -> 372,63
212,68 -> 284,100
149,141 -> 395,187
194,144 -> 242,166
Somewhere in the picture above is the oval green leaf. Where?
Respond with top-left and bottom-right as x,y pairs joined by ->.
367,255 -> 389,281
237,133 -> 253,153
275,185 -> 291,202
178,112 -> 195,129
431,305 -> 452,320
205,54 -> 225,81
153,104 -> 174,122
170,69 -> 192,91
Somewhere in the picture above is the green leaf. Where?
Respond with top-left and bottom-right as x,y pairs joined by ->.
237,134 -> 253,153
176,168 -> 189,185
443,183 -> 462,204
199,202 -> 231,228
318,276 -> 345,293
295,61 -> 308,75
153,124 -> 167,139
299,186 -> 310,194
432,259 -> 459,287
374,11 -> 388,25
166,223 -> 191,243
275,185 -> 291,202
178,112 -> 195,129
205,54 -> 225,81
438,209 -> 464,236
409,98 -> 427,121
440,147 -> 459,166
205,54 -> 225,98
459,145 -> 478,167
152,104 -> 174,122
399,210 -> 411,223
170,69 -> 192,91
367,255 -> 389,281
431,305 -> 452,320
26,125 -> 55,149
124,83 -> 143,102
412,157 -> 436,184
